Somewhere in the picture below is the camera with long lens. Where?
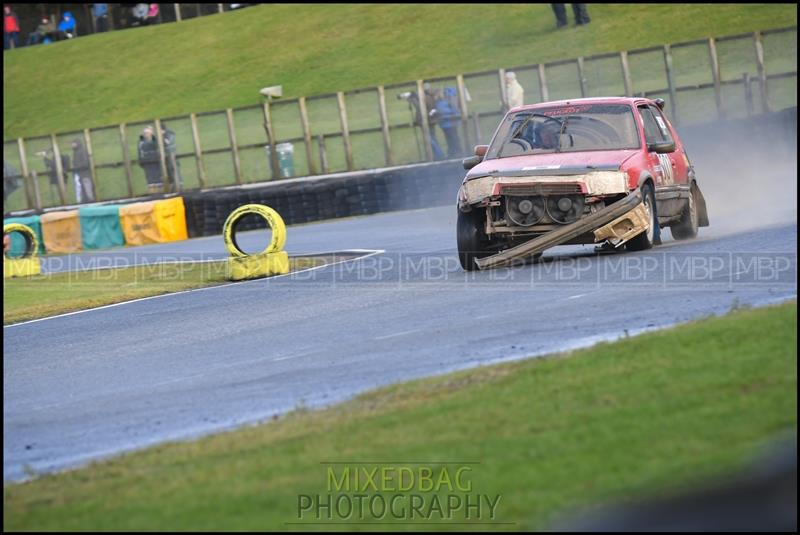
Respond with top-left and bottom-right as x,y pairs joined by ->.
396,91 -> 415,101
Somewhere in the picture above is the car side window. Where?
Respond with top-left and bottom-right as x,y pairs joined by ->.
638,106 -> 665,145
649,106 -> 675,144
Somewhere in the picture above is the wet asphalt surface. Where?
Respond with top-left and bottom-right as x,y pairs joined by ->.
4,205 -> 797,481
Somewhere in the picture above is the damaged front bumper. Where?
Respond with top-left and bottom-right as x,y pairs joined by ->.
474,190 -> 646,270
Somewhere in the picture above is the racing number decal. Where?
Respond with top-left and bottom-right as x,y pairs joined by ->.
657,153 -> 674,185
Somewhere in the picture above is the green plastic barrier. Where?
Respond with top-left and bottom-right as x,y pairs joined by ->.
79,205 -> 125,250
3,215 -> 45,257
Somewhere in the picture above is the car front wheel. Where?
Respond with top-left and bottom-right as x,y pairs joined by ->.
457,208 -> 491,271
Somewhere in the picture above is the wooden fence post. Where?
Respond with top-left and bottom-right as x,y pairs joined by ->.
154,118 -> 171,191
456,74 -> 471,150
663,44 -> 679,126
174,3 -> 182,21
190,113 -> 207,188
336,91 -> 354,171
498,68 -> 508,111
317,134 -> 329,174
743,72 -> 754,117
50,134 -> 68,205
620,51 -> 633,97
262,101 -> 281,180
298,97 -> 317,174
708,37 -> 725,119
416,80 -> 434,161
224,109 -> 243,184
17,138 -> 40,211
83,128 -> 99,199
537,63 -> 549,102
119,123 -> 135,197
753,31 -> 769,113
577,57 -> 588,97
377,86 -> 393,167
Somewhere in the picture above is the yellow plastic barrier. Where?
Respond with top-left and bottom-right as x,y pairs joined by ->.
3,223 -> 42,278
154,197 -> 188,242
41,210 -> 82,254
119,201 -> 161,245
223,204 -> 289,281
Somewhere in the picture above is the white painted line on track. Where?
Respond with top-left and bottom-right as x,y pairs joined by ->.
4,249 -> 385,329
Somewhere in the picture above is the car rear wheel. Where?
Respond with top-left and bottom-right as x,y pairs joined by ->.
671,183 -> 699,240
627,182 -> 659,251
457,208 -> 491,271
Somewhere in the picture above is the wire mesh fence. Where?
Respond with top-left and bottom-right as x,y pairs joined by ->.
3,27 -> 797,214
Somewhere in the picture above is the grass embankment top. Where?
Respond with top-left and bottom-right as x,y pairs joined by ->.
3,3 -> 796,138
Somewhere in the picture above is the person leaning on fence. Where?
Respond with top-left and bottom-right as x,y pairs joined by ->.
4,160 -> 21,206
551,4 -> 590,28
160,123 -> 182,190
505,71 -> 525,110
71,138 -> 96,203
4,5 -> 21,49
93,3 -> 109,33
138,126 -> 163,192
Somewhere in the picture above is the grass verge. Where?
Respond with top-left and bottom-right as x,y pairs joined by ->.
3,302 -> 796,530
2,256 -> 324,325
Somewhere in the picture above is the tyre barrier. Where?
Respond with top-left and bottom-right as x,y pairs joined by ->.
223,204 -> 289,281
182,159 -> 465,238
3,223 -> 42,278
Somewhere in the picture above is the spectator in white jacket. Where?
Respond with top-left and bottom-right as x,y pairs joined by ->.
505,71 -> 525,110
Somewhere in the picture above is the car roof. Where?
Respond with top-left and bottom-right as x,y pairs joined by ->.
509,96 -> 650,113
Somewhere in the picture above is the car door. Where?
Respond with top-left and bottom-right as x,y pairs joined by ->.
637,104 -> 675,187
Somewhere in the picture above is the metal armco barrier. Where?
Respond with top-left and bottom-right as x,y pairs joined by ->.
3,223 -> 42,278
223,204 -> 289,281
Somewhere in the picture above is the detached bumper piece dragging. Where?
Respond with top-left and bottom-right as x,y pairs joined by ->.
475,190 -> 645,270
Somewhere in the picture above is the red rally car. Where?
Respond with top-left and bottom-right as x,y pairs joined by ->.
456,97 -> 709,270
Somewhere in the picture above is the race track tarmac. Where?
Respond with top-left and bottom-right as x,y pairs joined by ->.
4,205 -> 797,481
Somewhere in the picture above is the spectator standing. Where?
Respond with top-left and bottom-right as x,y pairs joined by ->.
433,88 -> 462,158
57,11 -> 76,40
138,126 -> 163,192
4,5 -> 20,49
4,160 -> 21,206
160,123 -> 183,190
92,3 -> 109,33
130,3 -> 148,27
71,138 -> 96,203
551,4 -> 590,28
505,71 -> 525,109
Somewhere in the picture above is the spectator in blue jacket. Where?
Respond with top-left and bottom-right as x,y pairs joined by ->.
92,4 -> 109,33
433,88 -> 462,158
57,11 -> 76,40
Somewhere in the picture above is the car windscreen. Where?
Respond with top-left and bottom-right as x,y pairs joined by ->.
485,104 -> 640,159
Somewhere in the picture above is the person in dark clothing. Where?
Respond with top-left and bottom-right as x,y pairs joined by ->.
27,16 -> 56,46
4,160 -> 21,206
93,4 -> 109,33
551,4 -> 590,28
160,123 -> 182,190
138,126 -> 162,191
71,138 -> 96,203
432,88 -> 462,158
40,149 -> 70,199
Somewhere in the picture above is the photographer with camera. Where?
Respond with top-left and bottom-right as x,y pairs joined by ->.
397,86 -> 445,161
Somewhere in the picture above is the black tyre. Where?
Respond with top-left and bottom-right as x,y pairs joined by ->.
671,183 -> 699,240
457,208 -> 491,271
627,182 -> 660,251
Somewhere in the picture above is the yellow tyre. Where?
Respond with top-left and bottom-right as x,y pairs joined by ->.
3,223 -> 39,259
223,204 -> 287,258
